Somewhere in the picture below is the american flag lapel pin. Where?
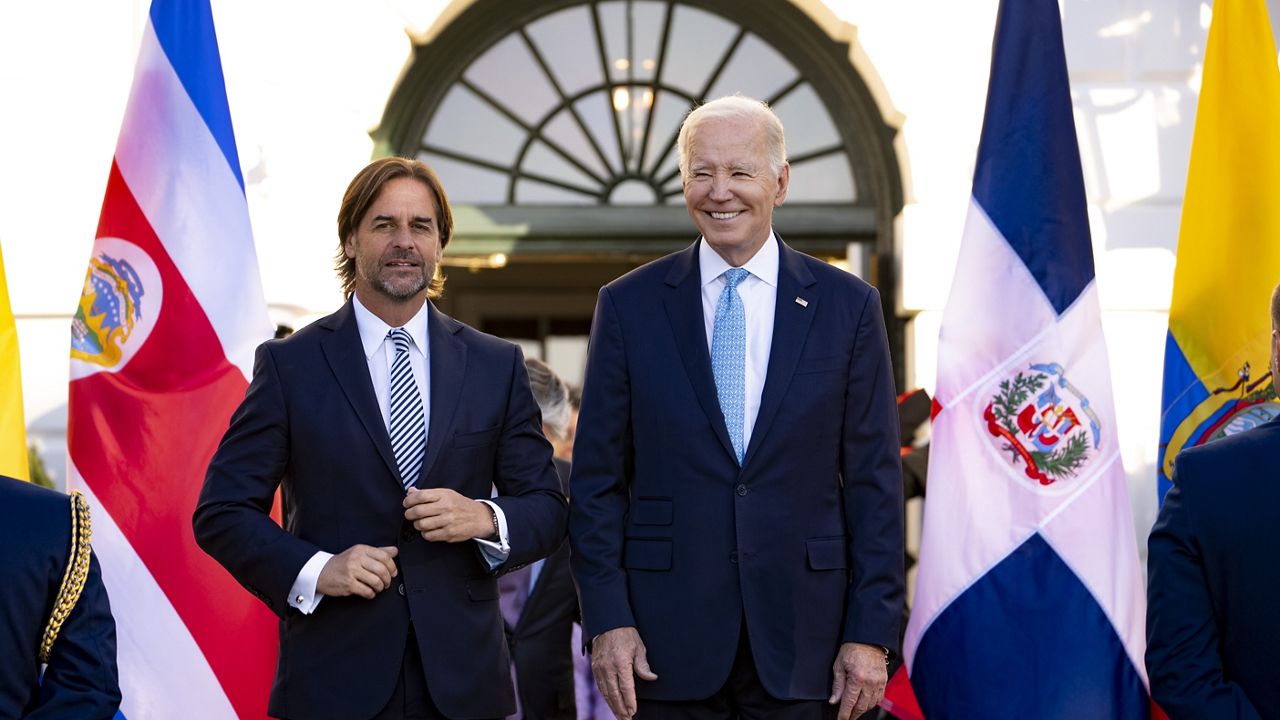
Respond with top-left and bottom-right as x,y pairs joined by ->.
795,297 -> 809,308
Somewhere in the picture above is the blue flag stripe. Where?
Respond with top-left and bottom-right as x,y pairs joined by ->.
912,534 -> 1148,719
148,0 -> 245,191
1157,332 -> 1208,499
971,0 -> 1093,315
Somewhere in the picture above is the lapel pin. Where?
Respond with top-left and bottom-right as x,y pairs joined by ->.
795,297 -> 809,308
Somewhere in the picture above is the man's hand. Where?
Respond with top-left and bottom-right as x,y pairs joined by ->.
591,626 -> 658,720
829,642 -> 888,720
316,544 -> 399,600
403,488 -> 493,542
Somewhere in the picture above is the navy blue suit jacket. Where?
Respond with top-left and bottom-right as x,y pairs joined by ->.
569,238 -> 905,702
0,476 -> 120,719
506,458 -> 577,720
1147,417 -> 1280,719
194,300 -> 567,720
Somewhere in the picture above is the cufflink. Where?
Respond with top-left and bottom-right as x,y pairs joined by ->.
295,594 -> 305,604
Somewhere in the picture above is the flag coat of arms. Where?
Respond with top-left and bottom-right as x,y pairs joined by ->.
1158,0 -> 1280,501
67,0 -> 276,717
895,0 -> 1151,716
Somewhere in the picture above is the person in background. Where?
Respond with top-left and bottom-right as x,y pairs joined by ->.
501,358 -> 579,720
565,383 -> 613,720
1146,281 -> 1280,720
0,475 -> 120,719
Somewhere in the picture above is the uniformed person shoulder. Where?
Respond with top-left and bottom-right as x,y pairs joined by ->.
0,475 -> 73,544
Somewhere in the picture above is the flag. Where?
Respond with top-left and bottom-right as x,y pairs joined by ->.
1158,0 -> 1280,502
0,243 -> 29,481
888,0 -> 1151,716
67,0 -> 276,717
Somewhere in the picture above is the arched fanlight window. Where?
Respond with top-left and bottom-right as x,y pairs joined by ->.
413,2 -> 856,206
378,0 -> 906,384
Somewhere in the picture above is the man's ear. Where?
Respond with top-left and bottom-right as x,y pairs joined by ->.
343,235 -> 356,259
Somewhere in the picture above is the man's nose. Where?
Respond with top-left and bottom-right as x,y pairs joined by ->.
389,226 -> 415,248
708,175 -> 733,201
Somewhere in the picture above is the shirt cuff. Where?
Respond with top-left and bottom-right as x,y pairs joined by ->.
288,551 -> 333,615
474,499 -> 511,570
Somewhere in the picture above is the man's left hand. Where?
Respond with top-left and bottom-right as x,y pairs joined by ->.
403,488 -> 493,542
828,642 -> 887,720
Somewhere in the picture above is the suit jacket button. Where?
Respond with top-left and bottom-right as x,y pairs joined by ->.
735,483 -> 748,496
730,551 -> 738,563
398,583 -> 406,596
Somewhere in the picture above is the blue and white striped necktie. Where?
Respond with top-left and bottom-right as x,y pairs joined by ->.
388,328 -> 426,489
711,267 -> 750,465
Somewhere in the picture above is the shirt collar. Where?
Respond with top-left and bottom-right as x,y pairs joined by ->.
351,294 -> 430,360
699,231 -> 779,289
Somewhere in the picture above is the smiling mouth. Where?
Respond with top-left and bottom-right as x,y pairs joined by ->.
709,211 -> 742,220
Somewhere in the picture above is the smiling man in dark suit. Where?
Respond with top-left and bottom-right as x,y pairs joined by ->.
195,157 -> 567,720
1146,282 -> 1280,720
570,96 -> 904,720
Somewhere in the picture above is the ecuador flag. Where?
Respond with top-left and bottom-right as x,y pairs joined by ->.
1158,0 -> 1280,501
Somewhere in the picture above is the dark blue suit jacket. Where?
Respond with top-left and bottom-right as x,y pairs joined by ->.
570,238 -> 904,702
1147,417 -> 1280,720
0,475 -> 120,719
194,300 -> 567,720
506,458 -> 577,720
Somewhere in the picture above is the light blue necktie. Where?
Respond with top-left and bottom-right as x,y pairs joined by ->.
711,268 -> 749,465
388,328 -> 426,489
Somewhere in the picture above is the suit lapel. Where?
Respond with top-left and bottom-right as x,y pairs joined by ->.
418,303 -> 466,486
321,301 -> 399,481
662,240 -> 738,464
743,239 -> 817,468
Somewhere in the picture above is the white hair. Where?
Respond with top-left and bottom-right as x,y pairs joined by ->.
677,95 -> 787,177
524,358 -> 571,440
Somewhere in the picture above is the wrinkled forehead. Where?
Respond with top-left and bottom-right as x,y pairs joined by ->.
686,120 -> 770,164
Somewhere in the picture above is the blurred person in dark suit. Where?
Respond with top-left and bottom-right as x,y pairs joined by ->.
500,358 -> 578,719
1146,281 -> 1280,720
0,475 -> 120,719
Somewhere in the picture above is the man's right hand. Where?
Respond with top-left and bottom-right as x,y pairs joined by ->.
591,626 -> 658,720
316,544 -> 399,600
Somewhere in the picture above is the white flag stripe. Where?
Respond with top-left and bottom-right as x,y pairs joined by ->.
1039,476 -> 1149,686
73,466 -> 237,720
936,199 -> 1060,400
113,22 -> 271,381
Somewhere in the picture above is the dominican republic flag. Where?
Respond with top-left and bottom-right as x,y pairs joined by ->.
884,1 -> 1152,717
67,1 -> 276,717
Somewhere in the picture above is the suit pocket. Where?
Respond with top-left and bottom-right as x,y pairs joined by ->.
631,498 -> 673,526
453,425 -> 501,449
623,539 -> 672,571
806,536 -> 848,570
795,354 -> 847,376
466,574 -> 499,601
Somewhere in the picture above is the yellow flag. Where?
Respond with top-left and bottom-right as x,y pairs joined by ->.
1159,0 -> 1280,496
0,242 -> 29,481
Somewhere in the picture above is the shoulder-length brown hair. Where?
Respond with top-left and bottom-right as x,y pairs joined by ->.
335,157 -> 453,299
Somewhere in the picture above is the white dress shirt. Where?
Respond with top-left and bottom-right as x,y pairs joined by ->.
699,232 -> 778,451
288,296 -> 510,614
